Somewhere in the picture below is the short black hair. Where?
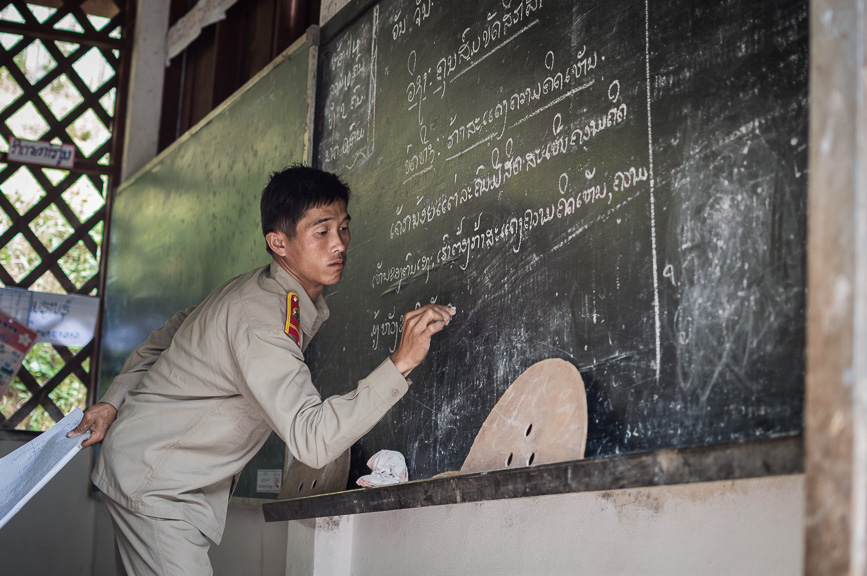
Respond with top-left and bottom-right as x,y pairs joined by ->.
260,165 -> 351,253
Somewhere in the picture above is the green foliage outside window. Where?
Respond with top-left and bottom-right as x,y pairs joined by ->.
0,343 -> 89,431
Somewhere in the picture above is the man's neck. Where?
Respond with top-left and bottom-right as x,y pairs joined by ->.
273,258 -> 322,301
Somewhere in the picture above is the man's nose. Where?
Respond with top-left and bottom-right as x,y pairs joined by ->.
331,232 -> 346,252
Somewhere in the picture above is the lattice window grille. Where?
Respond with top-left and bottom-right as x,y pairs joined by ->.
0,0 -> 128,431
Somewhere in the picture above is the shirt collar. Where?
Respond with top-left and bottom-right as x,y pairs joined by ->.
269,260 -> 330,343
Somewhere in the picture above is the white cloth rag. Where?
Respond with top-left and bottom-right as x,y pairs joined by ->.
356,450 -> 408,487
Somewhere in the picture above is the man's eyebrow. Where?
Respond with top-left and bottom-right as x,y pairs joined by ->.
309,214 -> 351,227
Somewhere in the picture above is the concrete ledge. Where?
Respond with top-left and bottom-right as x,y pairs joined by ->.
263,434 -> 803,522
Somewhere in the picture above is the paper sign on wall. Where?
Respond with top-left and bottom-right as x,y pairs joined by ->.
0,288 -> 98,347
8,138 -> 75,169
0,311 -> 37,392
256,469 -> 282,494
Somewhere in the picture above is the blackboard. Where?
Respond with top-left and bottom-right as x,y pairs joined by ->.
309,0 -> 808,482
99,35 -> 316,502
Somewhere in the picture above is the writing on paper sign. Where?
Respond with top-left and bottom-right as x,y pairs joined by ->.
8,138 -> 75,169
256,469 -> 282,494
0,288 -> 98,347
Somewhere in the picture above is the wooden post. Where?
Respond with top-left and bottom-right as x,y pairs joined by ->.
806,0 -> 867,574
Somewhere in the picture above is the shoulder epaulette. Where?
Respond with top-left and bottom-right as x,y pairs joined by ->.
284,291 -> 301,347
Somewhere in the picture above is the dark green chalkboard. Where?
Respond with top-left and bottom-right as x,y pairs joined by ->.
99,34 -> 316,502
309,0 -> 807,482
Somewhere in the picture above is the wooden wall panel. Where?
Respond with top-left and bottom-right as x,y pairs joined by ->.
158,0 -> 320,151
805,1 -> 867,573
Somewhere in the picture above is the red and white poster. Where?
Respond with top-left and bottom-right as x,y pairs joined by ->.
0,311 -> 38,392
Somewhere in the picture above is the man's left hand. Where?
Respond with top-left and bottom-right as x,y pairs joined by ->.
67,402 -> 118,448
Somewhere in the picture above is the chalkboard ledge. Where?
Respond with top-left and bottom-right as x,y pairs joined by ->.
262,434 -> 802,522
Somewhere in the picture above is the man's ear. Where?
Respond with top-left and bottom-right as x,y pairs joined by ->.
265,231 -> 288,256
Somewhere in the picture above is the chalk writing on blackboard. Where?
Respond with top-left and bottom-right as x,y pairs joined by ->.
312,0 -> 808,480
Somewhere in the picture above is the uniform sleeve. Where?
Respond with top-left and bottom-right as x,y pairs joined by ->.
237,327 -> 409,469
99,306 -> 197,410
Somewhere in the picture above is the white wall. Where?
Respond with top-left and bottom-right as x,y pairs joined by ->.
0,439 -> 288,575
287,475 -> 804,576
211,506 -> 289,576
0,440 -> 113,575
0,437 -> 806,576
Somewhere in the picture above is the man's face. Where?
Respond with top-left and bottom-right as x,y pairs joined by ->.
268,200 -> 351,300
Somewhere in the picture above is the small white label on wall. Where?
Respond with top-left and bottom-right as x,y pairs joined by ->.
8,138 -> 75,169
256,469 -> 282,494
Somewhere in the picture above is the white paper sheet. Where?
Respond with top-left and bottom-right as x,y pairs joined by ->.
0,409 -> 89,530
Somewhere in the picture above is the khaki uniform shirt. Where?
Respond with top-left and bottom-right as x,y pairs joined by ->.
92,261 -> 408,543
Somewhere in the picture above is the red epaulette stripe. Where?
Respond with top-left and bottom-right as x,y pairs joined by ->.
284,291 -> 301,347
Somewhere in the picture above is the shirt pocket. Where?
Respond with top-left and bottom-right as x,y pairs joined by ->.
237,405 -> 270,433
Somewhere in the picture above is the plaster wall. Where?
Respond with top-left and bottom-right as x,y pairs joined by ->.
211,505 -> 289,575
0,439 -> 113,575
0,441 -> 805,575
289,475 -> 804,576
0,439 -> 288,574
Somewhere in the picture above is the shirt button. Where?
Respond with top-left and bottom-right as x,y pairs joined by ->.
391,389 -> 400,397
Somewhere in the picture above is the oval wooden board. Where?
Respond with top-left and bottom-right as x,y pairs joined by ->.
278,448 -> 350,500
460,358 -> 587,474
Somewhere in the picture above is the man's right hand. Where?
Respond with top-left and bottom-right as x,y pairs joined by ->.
66,402 -> 118,448
390,304 -> 456,377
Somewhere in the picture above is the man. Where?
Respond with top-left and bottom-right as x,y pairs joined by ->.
68,166 -> 455,575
